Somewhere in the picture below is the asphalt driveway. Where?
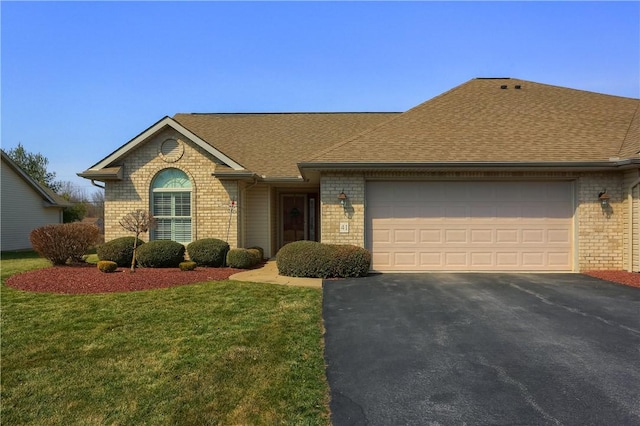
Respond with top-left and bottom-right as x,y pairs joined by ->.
323,274 -> 640,426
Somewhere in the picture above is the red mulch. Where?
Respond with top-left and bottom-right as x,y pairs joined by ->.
6,264 -> 244,294
583,270 -> 640,289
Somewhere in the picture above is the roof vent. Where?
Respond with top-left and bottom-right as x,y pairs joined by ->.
500,85 -> 508,90
515,85 -> 522,90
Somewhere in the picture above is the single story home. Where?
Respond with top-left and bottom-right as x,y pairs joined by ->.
1,150 -> 71,251
79,78 -> 640,272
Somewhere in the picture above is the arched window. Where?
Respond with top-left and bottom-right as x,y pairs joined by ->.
151,168 -> 192,243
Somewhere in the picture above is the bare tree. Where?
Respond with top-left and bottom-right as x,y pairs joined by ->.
119,209 -> 156,272
90,189 -> 105,219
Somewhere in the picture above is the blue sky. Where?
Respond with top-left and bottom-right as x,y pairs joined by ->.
2,1 -> 639,195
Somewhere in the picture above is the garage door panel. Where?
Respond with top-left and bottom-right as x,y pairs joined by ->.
395,252 -> 417,267
420,252 -> 442,266
420,229 -> 442,243
367,181 -> 573,271
496,252 -> 518,267
496,229 -> 519,243
471,252 -> 493,266
471,229 -> 493,243
394,229 -> 418,243
522,229 -> 544,243
445,229 -> 468,243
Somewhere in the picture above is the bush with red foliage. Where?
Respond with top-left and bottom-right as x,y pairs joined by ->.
29,223 -> 101,265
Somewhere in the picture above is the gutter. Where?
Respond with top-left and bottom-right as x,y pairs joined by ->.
259,176 -> 306,183
298,160 -> 640,171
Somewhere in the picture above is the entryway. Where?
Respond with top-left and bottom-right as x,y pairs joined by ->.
280,192 -> 319,248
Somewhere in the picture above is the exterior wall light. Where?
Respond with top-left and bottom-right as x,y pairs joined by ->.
598,189 -> 610,208
337,191 -> 348,209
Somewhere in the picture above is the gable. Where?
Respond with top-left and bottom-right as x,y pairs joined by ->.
80,117 -> 245,179
1,151 -> 70,207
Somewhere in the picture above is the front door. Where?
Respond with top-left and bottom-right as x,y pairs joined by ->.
282,194 -> 306,246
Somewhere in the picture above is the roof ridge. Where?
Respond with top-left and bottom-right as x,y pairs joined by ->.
175,111 -> 399,116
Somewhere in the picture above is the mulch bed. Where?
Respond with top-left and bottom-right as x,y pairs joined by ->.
6,264 -> 639,295
583,270 -> 640,289
5,264 -> 244,294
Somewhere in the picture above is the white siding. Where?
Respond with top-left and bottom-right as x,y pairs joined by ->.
1,160 -> 62,251
244,185 -> 271,258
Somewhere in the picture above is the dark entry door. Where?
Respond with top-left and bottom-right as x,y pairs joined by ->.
282,194 -> 306,245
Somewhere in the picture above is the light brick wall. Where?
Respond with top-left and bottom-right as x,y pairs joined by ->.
575,172 -> 624,270
320,174 -> 366,246
104,129 -> 239,247
320,170 -> 629,271
622,169 -> 640,271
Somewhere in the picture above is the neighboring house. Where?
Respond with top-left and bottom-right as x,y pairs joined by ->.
1,150 -> 71,251
79,78 -> 640,272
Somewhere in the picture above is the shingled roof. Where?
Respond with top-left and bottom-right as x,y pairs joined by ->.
172,112 -> 399,178
306,78 -> 640,164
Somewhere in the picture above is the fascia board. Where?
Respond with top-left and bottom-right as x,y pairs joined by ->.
89,117 -> 245,171
298,161 -> 630,172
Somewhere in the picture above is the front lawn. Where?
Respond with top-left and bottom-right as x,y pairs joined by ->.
1,252 -> 330,425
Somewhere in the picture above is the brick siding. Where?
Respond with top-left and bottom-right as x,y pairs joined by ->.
320,170 -> 630,271
104,129 -> 239,247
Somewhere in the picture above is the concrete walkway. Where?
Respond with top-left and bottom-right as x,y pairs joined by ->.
229,260 -> 322,288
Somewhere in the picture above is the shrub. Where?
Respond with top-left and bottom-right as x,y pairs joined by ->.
97,260 -> 118,273
276,241 -> 334,278
83,254 -> 100,264
276,241 -> 371,278
186,238 -> 230,267
226,248 -> 261,269
136,240 -> 185,268
179,261 -> 197,271
332,245 -> 372,278
30,223 -> 102,265
247,246 -> 264,261
97,237 -> 145,267
247,248 -> 263,264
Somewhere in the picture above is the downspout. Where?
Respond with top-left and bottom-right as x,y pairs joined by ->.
628,177 -> 640,271
90,179 -> 105,189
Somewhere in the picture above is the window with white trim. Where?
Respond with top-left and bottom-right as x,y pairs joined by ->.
151,168 -> 192,243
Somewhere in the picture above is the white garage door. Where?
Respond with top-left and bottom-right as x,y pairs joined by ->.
366,181 -> 574,272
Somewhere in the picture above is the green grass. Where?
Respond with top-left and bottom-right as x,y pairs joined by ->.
1,252 -> 330,425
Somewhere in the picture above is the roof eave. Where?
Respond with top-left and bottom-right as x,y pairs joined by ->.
77,166 -> 124,181
298,160 -> 640,174
211,171 -> 258,181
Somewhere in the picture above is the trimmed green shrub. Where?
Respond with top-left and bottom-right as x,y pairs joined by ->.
30,223 -> 102,265
97,260 -> 118,273
226,248 -> 260,269
136,240 -> 185,268
332,245 -> 372,278
179,261 -> 197,271
247,248 -> 263,264
186,238 -> 230,267
247,246 -> 264,261
276,241 -> 334,278
276,241 -> 371,278
97,237 -> 145,267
